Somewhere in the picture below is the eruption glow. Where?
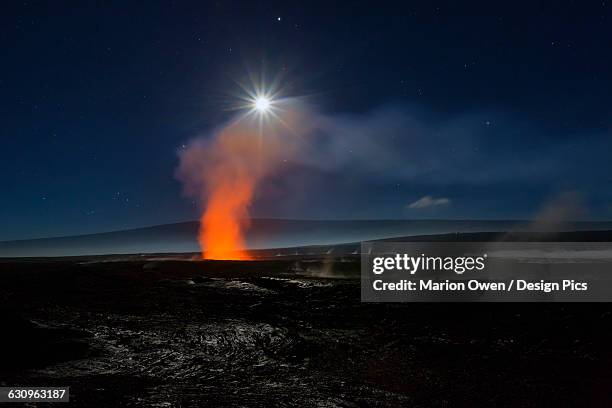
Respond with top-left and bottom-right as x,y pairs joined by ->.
177,95 -> 309,260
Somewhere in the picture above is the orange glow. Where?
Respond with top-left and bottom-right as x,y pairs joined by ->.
197,126 -> 258,260
199,174 -> 253,260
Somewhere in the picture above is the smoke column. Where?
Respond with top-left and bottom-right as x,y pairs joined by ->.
177,102 -> 308,260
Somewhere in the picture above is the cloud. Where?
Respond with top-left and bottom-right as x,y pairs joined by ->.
293,105 -> 565,186
408,195 -> 451,209
275,104 -> 612,218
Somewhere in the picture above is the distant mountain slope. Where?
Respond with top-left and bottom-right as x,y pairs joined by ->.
253,229 -> 612,258
2,219 -> 612,257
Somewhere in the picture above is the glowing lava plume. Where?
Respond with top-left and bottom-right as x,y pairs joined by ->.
177,98 -> 308,260
200,169 -> 254,260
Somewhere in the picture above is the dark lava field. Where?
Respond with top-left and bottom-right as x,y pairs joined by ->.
1,255 -> 611,407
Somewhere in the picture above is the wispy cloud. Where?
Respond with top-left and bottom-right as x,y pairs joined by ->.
408,195 -> 451,209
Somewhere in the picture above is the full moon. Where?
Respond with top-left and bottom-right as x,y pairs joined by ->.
254,96 -> 271,112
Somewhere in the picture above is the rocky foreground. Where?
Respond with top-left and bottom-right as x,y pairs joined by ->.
0,256 -> 611,407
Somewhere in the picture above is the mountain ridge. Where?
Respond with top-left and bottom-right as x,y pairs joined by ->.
2,218 -> 612,257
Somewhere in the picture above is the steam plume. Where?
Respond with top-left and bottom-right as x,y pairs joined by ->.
177,101 -> 309,259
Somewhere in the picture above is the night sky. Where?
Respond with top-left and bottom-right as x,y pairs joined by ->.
2,1 -> 611,240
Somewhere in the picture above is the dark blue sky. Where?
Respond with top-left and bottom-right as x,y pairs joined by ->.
1,1 -> 611,240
